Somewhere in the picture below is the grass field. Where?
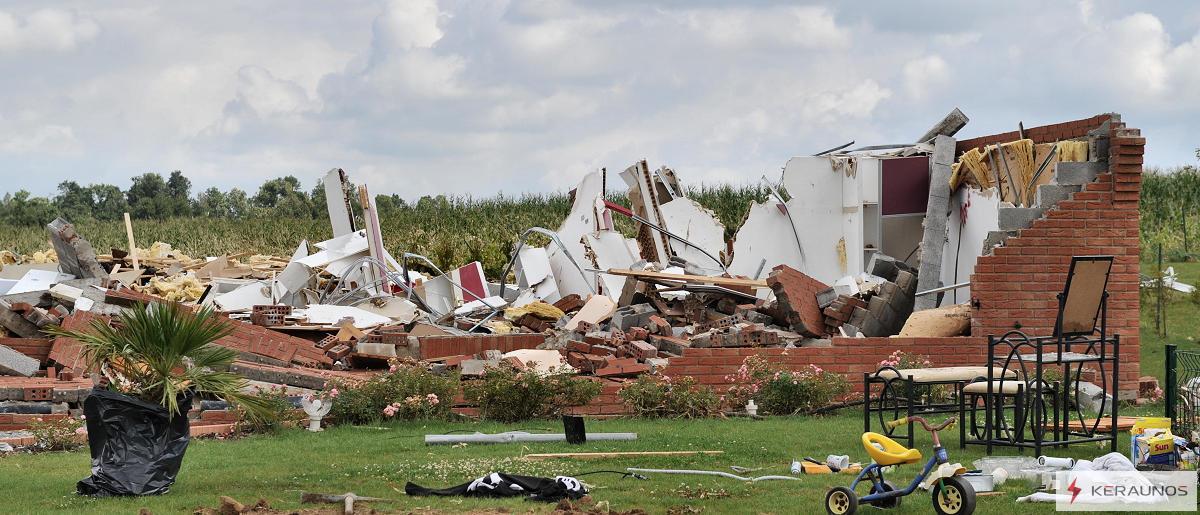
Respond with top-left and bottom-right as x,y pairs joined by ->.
0,410 -> 1142,515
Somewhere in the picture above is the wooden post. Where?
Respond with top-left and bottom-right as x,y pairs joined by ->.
123,212 -> 139,270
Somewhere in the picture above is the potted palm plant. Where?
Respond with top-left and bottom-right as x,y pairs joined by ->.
47,302 -> 274,497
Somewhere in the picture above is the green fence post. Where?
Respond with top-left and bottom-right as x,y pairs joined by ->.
1167,344 -> 1177,421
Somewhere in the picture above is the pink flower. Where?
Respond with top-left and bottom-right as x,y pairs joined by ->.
75,427 -> 86,434
79,415 -> 85,420
924,360 -> 931,365
389,365 -> 397,371
330,389 -> 339,396
36,417 -> 42,422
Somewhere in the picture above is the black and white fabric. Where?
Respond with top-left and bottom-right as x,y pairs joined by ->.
406,473 -> 587,502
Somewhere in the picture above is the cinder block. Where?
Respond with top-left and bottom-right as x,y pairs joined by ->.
1052,161 -> 1105,186
867,295 -> 887,317
868,253 -> 899,282
0,344 -> 39,377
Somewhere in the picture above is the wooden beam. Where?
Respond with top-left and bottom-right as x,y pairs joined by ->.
605,269 -> 768,289
124,212 -> 139,270
523,451 -> 724,460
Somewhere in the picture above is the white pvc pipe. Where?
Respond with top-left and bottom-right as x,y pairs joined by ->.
425,432 -> 637,446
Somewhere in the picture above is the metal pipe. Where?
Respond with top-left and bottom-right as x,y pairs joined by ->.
915,281 -> 970,297
994,143 -> 1022,207
760,175 -> 808,274
847,143 -> 917,152
627,213 -> 728,273
496,227 -> 595,302
815,141 -> 855,156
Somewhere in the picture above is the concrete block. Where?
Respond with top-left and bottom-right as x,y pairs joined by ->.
1077,381 -> 1113,415
815,287 -> 838,309
914,136 -> 954,312
867,295 -> 887,317
895,271 -> 917,294
859,314 -> 885,337
1052,161 -> 1105,186
981,231 -> 1019,255
0,300 -> 42,338
799,338 -> 832,348
0,343 -> 39,377
848,306 -> 870,328
1033,184 -> 1081,210
610,303 -> 656,331
459,359 -> 488,376
356,342 -> 397,358
867,253 -> 899,282
997,206 -> 1045,231
841,324 -> 859,337
47,218 -> 107,279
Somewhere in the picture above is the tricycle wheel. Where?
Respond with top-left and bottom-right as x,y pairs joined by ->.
931,476 -> 976,515
869,480 -> 902,508
826,486 -> 858,515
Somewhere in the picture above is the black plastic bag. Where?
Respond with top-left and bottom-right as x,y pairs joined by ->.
77,386 -> 195,497
406,473 -> 587,502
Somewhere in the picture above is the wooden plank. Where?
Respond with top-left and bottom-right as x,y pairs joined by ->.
605,269 -> 768,289
1040,416 -> 1138,432
523,451 -> 724,461
124,212 -> 139,270
182,252 -> 254,270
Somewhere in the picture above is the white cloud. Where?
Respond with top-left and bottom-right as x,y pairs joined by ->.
0,124 -> 81,155
902,54 -> 950,101
0,8 -> 100,53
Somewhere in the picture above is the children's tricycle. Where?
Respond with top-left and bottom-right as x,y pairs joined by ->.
825,416 -> 976,515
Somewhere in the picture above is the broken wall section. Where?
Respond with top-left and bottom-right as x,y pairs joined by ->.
965,114 -> 1143,396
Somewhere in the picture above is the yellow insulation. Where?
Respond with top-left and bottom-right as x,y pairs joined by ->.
135,273 -> 207,302
950,148 -> 992,190
32,250 -> 58,263
505,301 -> 565,321
1058,140 -> 1089,162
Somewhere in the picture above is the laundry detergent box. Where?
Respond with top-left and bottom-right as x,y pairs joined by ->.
1130,417 -> 1173,463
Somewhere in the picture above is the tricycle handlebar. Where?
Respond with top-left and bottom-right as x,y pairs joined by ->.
885,416 -> 955,432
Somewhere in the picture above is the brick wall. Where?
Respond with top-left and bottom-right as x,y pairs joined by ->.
955,114 -> 1113,154
968,114 -> 1141,395
0,338 -> 53,366
418,333 -> 546,360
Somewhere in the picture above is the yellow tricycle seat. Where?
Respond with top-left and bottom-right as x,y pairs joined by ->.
863,432 -> 923,466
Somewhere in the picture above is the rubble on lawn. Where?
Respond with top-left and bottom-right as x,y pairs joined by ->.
1,109 -> 1020,412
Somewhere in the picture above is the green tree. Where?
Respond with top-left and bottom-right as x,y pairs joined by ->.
2,190 -> 60,227
55,181 -> 93,221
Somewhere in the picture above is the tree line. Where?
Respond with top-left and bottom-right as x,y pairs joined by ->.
0,171 -> 414,227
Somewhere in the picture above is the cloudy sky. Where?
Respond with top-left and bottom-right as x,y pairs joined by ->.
2,1 -> 1198,201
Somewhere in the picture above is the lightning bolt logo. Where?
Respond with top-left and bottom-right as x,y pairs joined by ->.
1068,477 -> 1082,504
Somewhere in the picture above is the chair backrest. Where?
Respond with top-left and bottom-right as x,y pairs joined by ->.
1056,255 -> 1114,338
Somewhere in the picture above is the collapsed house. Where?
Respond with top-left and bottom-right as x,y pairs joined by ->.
0,111 -> 1145,428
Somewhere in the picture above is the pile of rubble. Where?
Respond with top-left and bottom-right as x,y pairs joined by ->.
2,111 -> 995,411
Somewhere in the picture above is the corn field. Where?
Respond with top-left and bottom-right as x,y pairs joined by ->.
1140,165 -> 1200,260
0,184 -> 771,280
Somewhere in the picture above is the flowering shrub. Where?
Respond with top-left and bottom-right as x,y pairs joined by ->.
879,350 -> 932,369
460,361 -> 600,423
618,374 -> 720,419
328,358 -> 458,425
724,354 -> 850,415
383,393 -> 442,419
27,415 -> 87,452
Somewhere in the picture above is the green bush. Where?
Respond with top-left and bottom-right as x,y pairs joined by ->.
724,354 -> 850,415
327,358 -> 459,425
618,374 -> 720,419
460,362 -> 600,423
27,415 -> 87,452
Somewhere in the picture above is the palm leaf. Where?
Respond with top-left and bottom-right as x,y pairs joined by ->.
45,301 -> 276,424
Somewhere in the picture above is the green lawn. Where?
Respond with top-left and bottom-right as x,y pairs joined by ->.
0,411 -> 1148,515
1139,260 -> 1200,391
